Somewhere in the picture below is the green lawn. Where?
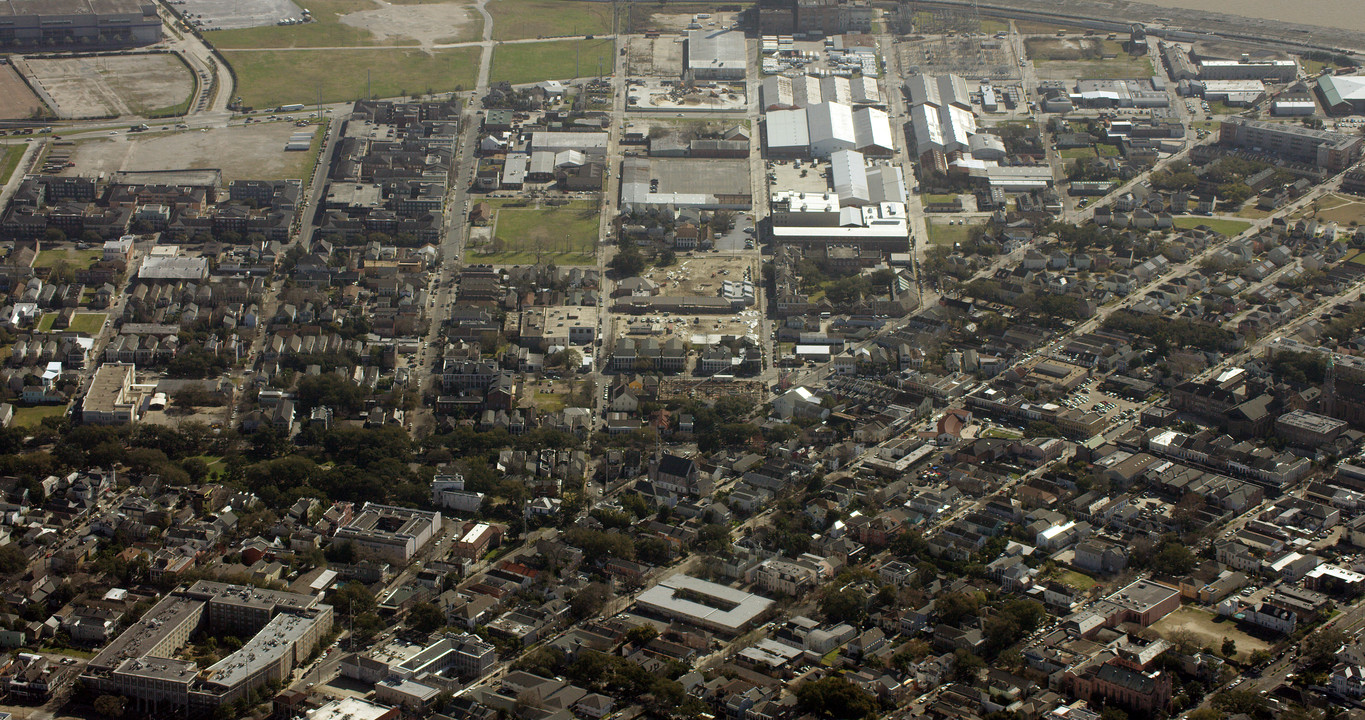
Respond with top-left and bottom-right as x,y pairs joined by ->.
1096,143 -> 1120,157
36,313 -> 57,332
11,404 -> 68,428
923,193 -> 960,204
1172,217 -> 1252,236
925,220 -> 978,247
224,47 -> 479,109
0,145 -> 25,185
532,391 -> 567,412
479,200 -> 599,265
489,0 -> 614,40
490,39 -> 615,85
1059,147 -> 1096,160
34,247 -> 102,269
1056,570 -> 1097,591
68,313 -> 108,335
187,454 -> 227,480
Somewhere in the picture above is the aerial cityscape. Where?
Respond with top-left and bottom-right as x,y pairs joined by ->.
1,1 -> 1365,720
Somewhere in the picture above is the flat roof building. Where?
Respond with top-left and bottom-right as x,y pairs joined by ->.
686,28 -> 747,81
0,0 -> 161,49
335,503 -> 442,562
635,574 -> 775,634
81,363 -> 140,425
1219,117 -> 1363,170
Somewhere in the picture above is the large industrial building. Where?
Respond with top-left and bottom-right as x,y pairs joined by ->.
0,0 -> 161,48
906,73 -> 978,173
768,190 -> 909,254
1318,74 -> 1365,115
1218,117 -> 1363,171
83,582 -> 333,715
686,28 -> 747,81
764,102 -> 892,158
828,149 -> 905,207
1198,57 -> 1298,82
761,74 -> 882,110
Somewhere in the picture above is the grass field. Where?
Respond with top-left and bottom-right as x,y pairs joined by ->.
1152,606 -> 1270,661
1292,193 -> 1365,227
36,313 -> 56,332
35,248 -> 102,269
1060,147 -> 1096,160
69,313 -> 108,335
187,454 -> 227,480
923,193 -> 960,204
489,0 -> 614,40
11,405 -> 68,428
532,391 -> 568,412
491,39 -> 615,84
479,200 -> 599,265
225,48 -> 479,109
1172,217 -> 1252,236
1096,143 -> 1120,157
0,145 -> 26,185
926,220 -> 979,247
1056,570 -> 1097,591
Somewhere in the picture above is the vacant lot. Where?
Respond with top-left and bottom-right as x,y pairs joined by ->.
340,2 -> 481,45
64,123 -> 323,182
479,200 -> 599,265
10,405 -> 68,429
35,248 -> 102,269
225,47 -> 479,109
490,0 -> 613,40
1035,55 -> 1155,80
491,39 -> 615,85
26,54 -> 195,118
69,313 -> 109,335
0,64 -> 46,120
926,219 -> 983,246
1292,192 -> 1365,226
1172,217 -> 1252,236
0,145 -> 26,185
1152,606 -> 1271,661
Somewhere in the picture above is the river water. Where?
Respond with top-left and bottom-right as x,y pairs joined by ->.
1134,0 -> 1365,34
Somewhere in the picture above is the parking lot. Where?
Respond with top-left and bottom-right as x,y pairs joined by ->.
174,0 -> 304,30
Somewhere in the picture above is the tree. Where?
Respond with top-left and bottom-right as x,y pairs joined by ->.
0,544 -> 26,574
795,676 -> 878,720
408,602 -> 445,633
1304,627 -> 1348,669
94,695 -> 126,719
608,246 -> 647,277
570,582 -> 612,620
657,249 -> 677,266
819,587 -> 867,623
624,625 -> 658,646
1221,637 -> 1237,658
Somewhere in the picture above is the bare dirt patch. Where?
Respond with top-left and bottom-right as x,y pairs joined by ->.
64,123 -> 319,183
339,1 -> 478,45
25,54 -> 194,119
0,63 -> 45,120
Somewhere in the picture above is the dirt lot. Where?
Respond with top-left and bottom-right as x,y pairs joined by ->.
63,122 -> 319,182
642,10 -> 743,33
624,35 -> 684,77
340,1 -> 479,45
25,54 -> 194,119
641,253 -> 758,297
0,63 -> 45,120
1151,606 -> 1272,661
